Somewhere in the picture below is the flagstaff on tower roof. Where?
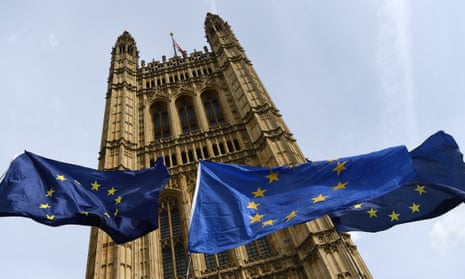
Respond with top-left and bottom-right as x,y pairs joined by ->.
170,32 -> 186,57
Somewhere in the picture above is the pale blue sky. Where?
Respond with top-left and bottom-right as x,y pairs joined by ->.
1,1 -> 465,278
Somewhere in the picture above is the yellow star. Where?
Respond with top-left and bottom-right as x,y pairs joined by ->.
91,181 -> 101,191
333,161 -> 347,176
389,210 -> 400,221
265,171 -> 279,184
73,180 -> 81,186
367,208 -> 378,218
409,202 -> 420,213
333,181 -> 348,190
107,187 -> 117,196
115,196 -> 123,205
354,203 -> 363,209
252,187 -> 267,198
81,211 -> 89,216
414,184 -> 426,195
56,175 -> 66,181
114,208 -> 119,217
104,212 -> 111,218
45,188 -> 55,197
46,214 -> 55,221
312,194 -> 327,203
262,219 -> 276,227
247,201 -> 260,210
250,213 -> 264,224
285,210 -> 297,222
39,203 -> 51,209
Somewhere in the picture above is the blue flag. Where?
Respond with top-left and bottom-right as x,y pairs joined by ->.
331,131 -> 465,232
188,145 -> 415,254
0,151 -> 170,244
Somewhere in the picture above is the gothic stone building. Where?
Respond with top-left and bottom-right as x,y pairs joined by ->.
85,13 -> 372,279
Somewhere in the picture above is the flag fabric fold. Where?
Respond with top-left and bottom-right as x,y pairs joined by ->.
174,39 -> 186,56
170,32 -> 186,56
188,145 -> 415,254
0,151 -> 170,244
331,131 -> 465,232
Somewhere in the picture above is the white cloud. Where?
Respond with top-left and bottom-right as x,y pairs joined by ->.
48,33 -> 60,49
7,28 -> 28,43
348,231 -> 362,241
376,0 -> 417,146
204,0 -> 217,13
429,205 -> 465,255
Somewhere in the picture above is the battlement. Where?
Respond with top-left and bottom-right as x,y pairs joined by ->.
140,46 -> 215,74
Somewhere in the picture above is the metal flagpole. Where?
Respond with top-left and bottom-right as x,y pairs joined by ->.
170,32 -> 178,57
186,164 -> 202,279
186,253 -> 192,279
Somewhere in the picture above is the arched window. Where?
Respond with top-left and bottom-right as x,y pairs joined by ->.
151,102 -> 170,139
160,197 -> 187,279
201,91 -> 225,128
176,96 -> 198,134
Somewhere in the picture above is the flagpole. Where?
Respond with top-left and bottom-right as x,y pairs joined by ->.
186,252 -> 192,278
188,161 -> 203,232
170,32 -> 178,57
186,162 -> 202,279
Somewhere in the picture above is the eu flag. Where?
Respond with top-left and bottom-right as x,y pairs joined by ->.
331,131 -> 465,232
0,151 -> 170,244
188,145 -> 415,254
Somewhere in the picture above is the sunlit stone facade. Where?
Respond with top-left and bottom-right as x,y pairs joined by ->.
85,13 -> 372,279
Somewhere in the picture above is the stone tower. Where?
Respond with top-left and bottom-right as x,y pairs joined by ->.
85,13 -> 372,279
